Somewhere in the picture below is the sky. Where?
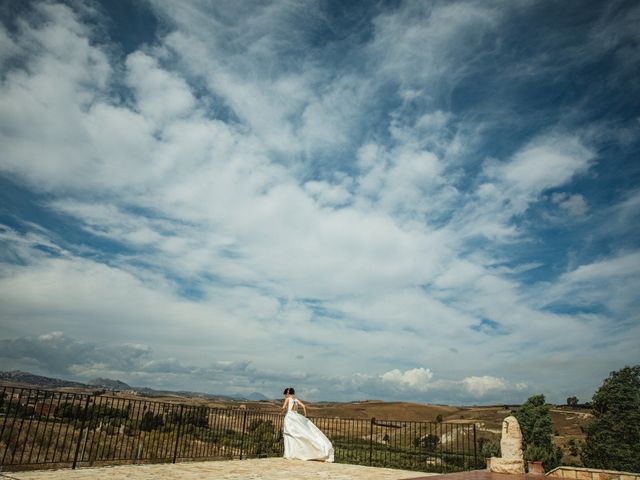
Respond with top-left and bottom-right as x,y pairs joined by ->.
0,0 -> 639,405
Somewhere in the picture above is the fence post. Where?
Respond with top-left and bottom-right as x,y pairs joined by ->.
239,410 -> 248,460
72,396 -> 91,469
369,417 -> 375,466
172,405 -> 184,464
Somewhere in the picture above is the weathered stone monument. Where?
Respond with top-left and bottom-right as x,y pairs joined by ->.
490,415 -> 525,474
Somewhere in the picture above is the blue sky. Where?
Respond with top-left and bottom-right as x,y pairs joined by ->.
0,0 -> 639,404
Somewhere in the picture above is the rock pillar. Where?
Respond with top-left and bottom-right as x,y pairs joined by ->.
490,415 -> 525,474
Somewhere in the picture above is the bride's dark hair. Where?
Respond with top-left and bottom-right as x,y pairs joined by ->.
283,387 -> 295,395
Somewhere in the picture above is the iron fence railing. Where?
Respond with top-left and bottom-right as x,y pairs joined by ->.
0,386 -> 481,472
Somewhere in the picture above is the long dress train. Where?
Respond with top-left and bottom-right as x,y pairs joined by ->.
283,397 -> 334,462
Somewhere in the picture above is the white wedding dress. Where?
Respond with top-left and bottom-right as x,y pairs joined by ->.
283,397 -> 334,462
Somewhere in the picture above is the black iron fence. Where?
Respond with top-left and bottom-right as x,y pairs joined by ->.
0,386 -> 481,473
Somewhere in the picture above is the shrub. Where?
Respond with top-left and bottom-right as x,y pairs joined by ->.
479,438 -> 500,458
516,394 -> 560,471
567,438 -> 579,456
414,433 -> 439,450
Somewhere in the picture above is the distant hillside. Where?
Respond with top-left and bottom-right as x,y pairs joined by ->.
135,386 -> 240,402
0,370 -> 88,388
88,377 -> 132,390
0,370 -> 237,400
245,392 -> 269,401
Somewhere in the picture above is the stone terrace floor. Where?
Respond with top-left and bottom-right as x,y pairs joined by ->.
410,471 -> 546,480
2,458 -> 438,480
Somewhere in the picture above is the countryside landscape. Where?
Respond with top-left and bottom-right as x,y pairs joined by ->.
1,370 -> 593,469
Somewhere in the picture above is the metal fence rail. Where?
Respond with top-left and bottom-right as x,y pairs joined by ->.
0,386 -> 481,473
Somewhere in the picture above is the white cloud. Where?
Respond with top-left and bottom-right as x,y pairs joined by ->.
450,133 -> 596,243
462,376 -> 527,397
552,192 -> 589,217
604,189 -> 640,237
0,24 -> 19,65
381,368 -> 434,391
560,251 -> 640,286
304,179 -> 352,207
495,134 -> 595,197
1,328 -> 534,402
125,52 -> 196,127
368,2 -> 503,94
540,251 -> 640,320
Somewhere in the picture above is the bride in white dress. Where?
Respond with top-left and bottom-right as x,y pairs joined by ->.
280,387 -> 334,462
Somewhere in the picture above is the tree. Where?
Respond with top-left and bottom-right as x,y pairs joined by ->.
516,394 -> 561,471
55,402 -> 85,420
566,396 -> 579,407
246,420 -> 279,457
140,410 -> 164,431
581,365 -> 640,472
183,406 -> 208,428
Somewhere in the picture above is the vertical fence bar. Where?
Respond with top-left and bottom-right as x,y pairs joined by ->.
158,403 -> 170,461
35,389 -> 56,464
239,410 -> 248,460
61,394 -> 78,463
211,409 -> 220,457
98,395 -> 114,463
121,399 -> 133,462
202,407 -> 210,459
369,417 -> 374,466
157,400 -> 166,460
84,395 -> 100,466
115,400 -> 129,461
172,405 -> 183,463
201,405 -> 211,459
473,423 -> 478,469
60,394 -> 73,464
180,406 -> 189,461
194,406 -> 203,460
220,409 -> 230,458
148,400 -> 161,461
129,399 -> 142,461
71,395 -> 91,469
0,388 -> 20,465
50,392 -> 67,465
0,387 -> 11,441
7,390 -> 31,464
18,389 -> 41,465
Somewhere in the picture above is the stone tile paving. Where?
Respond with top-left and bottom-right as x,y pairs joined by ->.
5,458 -> 437,480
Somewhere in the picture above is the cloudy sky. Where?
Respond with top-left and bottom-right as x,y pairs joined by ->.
0,0 -> 639,404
